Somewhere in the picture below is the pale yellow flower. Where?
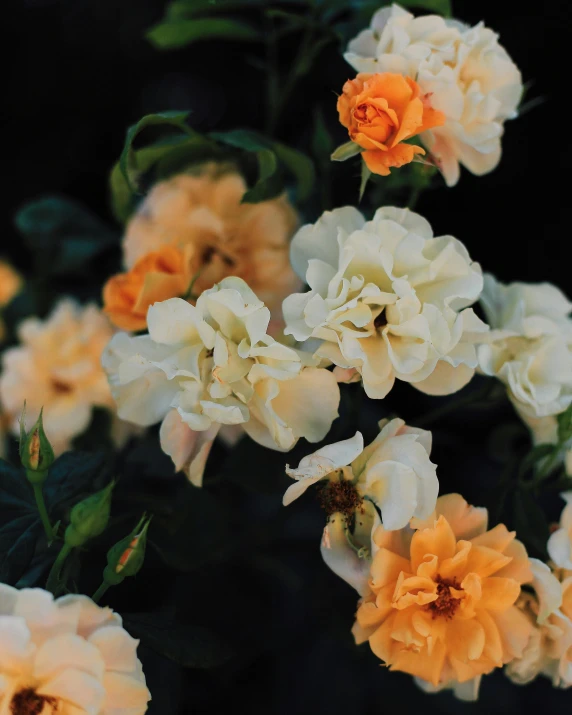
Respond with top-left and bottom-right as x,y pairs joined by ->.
0,583 -> 150,713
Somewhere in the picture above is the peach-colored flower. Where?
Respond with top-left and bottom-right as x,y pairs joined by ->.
123,165 -> 301,314
353,493 -> 533,690
103,245 -> 192,331
0,259 -> 21,306
0,583 -> 150,714
0,299 -> 116,455
337,72 -> 445,176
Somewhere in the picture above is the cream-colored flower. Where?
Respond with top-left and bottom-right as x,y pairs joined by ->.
283,206 -> 487,399
285,417 -> 438,531
547,492 -> 572,569
0,299 -> 116,455
0,583 -> 150,714
123,165 -> 301,315
103,277 -> 340,486
507,559 -> 572,689
478,274 -> 572,423
344,3 -> 523,186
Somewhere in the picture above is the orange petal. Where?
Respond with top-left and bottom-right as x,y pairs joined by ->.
493,538 -> 533,584
471,524 -> 516,552
478,577 -> 521,611
370,548 -> 411,589
410,515 -> 457,572
446,618 -> 486,663
391,96 -> 424,146
462,544 -> 513,579
391,640 -> 447,687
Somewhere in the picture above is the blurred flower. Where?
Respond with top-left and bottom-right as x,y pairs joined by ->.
507,559 -> 572,688
104,245 -> 193,332
478,274 -> 572,426
0,583 -> 150,713
353,493 -> 532,694
283,206 -> 487,398
123,166 -> 301,315
337,72 -> 444,176
285,417 -> 438,531
548,492 -> 572,570
0,299 -> 116,455
0,259 -> 23,342
345,4 -> 523,186
103,277 -> 340,486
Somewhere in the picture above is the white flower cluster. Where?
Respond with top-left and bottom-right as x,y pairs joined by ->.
478,275 -> 572,446
283,206 -> 488,398
345,3 -> 523,185
103,276 -> 340,485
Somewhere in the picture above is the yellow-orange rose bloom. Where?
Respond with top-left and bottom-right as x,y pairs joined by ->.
123,165 -> 300,314
103,245 -> 192,331
337,72 -> 445,176
353,494 -> 533,687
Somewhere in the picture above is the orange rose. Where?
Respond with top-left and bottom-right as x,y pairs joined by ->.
337,72 -> 445,176
353,494 -> 533,688
103,245 -> 191,331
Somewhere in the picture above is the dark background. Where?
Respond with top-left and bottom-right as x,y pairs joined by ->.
4,1 -> 572,713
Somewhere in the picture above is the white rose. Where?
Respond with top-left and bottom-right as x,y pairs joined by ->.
507,560 -> 572,689
344,3 -> 523,186
0,584 -> 150,714
103,277 -> 340,485
284,417 -> 438,532
548,492 -> 572,570
478,274 -> 572,421
283,206 -> 487,399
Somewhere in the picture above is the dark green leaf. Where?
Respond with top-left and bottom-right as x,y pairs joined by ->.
272,142 -> 315,201
359,161 -> 371,202
0,460 -> 40,583
312,108 -> 334,161
395,0 -> 452,15
110,135 -> 219,223
119,112 -> 194,194
123,612 -> 233,668
558,403 -> 572,444
243,149 -> 279,202
147,17 -> 260,50
14,196 -> 118,275
43,451 -> 109,519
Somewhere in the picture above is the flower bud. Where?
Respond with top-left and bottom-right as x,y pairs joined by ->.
64,481 -> 114,548
20,405 -> 55,484
103,515 -> 151,586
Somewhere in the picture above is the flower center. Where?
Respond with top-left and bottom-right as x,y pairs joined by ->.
425,575 -> 462,620
10,689 -> 58,715
354,102 -> 394,143
50,378 -> 73,395
317,479 -> 363,518
374,309 -> 388,331
201,245 -> 235,268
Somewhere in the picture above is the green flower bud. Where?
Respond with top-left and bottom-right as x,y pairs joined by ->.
64,481 -> 115,548
103,515 -> 151,586
20,406 -> 55,484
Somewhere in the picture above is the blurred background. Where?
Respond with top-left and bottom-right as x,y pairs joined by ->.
5,1 -> 572,713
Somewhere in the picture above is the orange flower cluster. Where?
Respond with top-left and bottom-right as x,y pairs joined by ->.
337,72 -> 445,176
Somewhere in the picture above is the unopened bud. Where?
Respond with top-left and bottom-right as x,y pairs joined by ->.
65,481 -> 114,548
103,515 -> 151,586
20,406 -> 55,484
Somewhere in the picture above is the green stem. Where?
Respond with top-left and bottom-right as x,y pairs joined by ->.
407,186 -> 421,210
92,582 -> 111,604
46,542 -> 73,595
32,482 -> 54,543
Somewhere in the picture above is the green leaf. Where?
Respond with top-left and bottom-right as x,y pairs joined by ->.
331,141 -> 362,162
312,108 -> 334,161
43,451 -> 109,521
123,612 -> 233,668
558,403 -> 572,444
0,460 -> 39,584
14,196 -> 118,275
397,0 -> 452,15
359,161 -> 372,202
272,142 -> 315,201
147,17 -> 260,50
110,134 -> 219,223
119,112 -> 194,194
243,149 -> 279,202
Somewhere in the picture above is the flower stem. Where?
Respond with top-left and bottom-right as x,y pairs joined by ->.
92,582 -> 110,604
32,482 -> 54,543
45,542 -> 73,595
